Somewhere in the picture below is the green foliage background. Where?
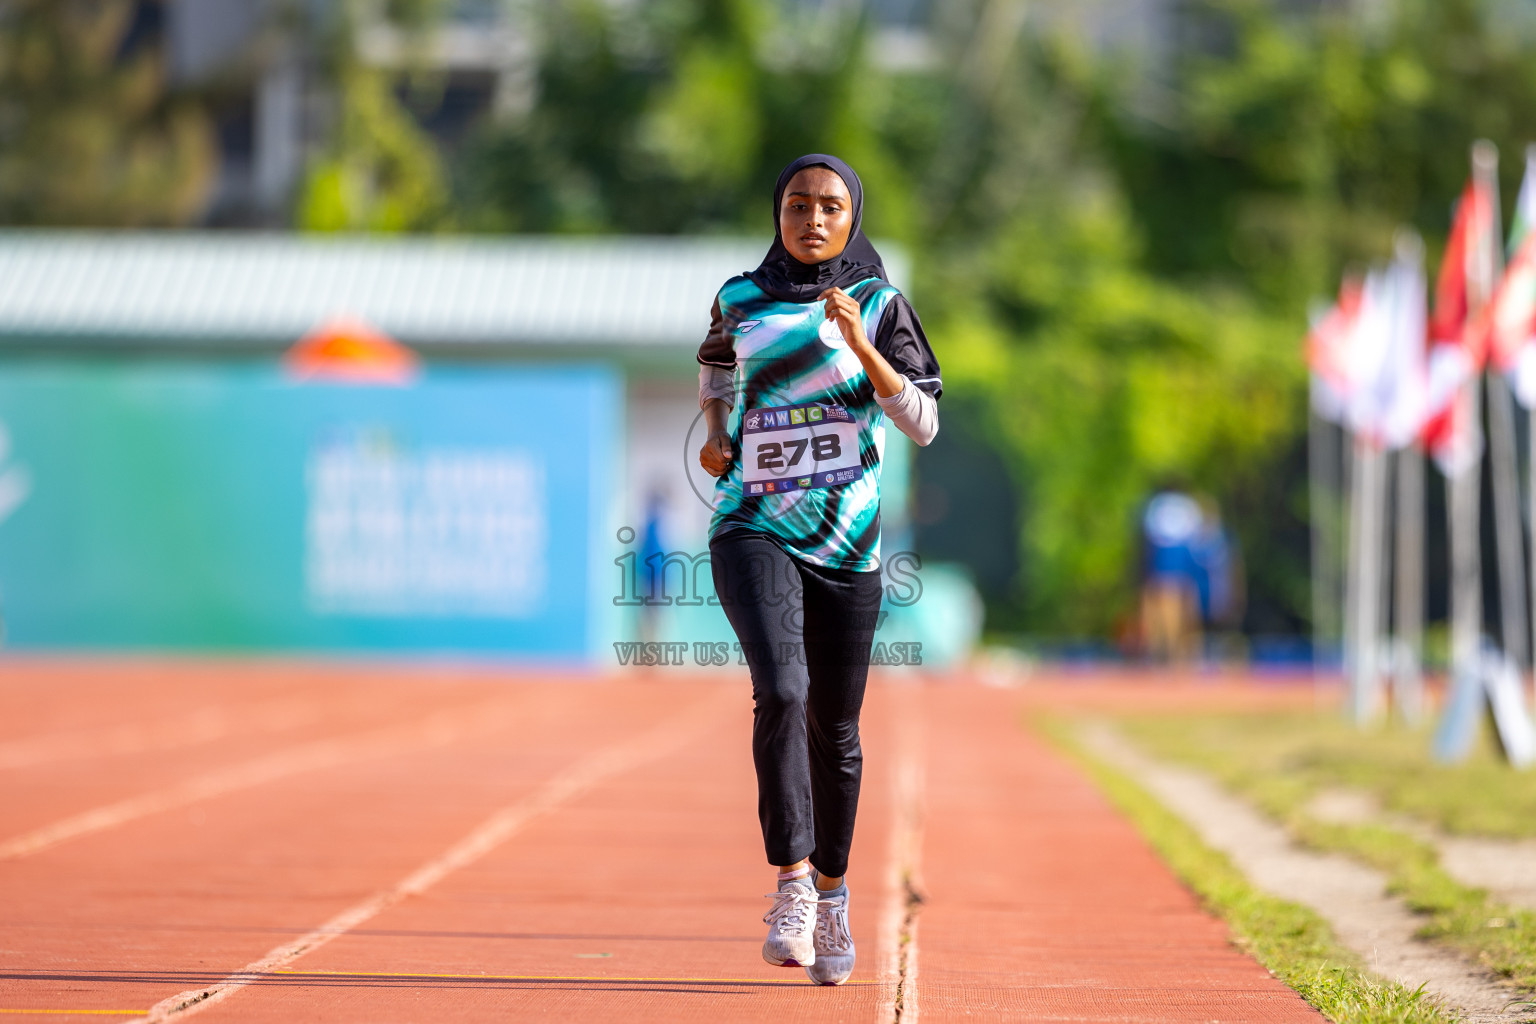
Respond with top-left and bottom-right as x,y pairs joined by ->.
453,0 -> 1536,638
12,0 -> 1536,639
0,0 -> 215,225
445,0 -> 1317,637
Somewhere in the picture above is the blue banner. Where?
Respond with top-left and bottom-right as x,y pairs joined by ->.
0,363 -> 619,657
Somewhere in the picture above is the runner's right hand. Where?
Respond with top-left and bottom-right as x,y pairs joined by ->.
699,429 -> 734,477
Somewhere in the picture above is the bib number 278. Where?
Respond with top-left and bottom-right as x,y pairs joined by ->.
756,433 -> 841,470
741,403 -> 863,495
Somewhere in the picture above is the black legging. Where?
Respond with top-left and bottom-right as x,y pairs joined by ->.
708,528 -> 884,878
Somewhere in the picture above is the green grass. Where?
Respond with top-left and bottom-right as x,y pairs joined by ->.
1115,710 -> 1536,996
1117,711 -> 1536,838
1039,717 -> 1455,1024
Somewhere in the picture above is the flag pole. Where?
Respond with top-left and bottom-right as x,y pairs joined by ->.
1488,373 -> 1525,660
1344,426 -> 1363,712
1375,439 -> 1393,721
1382,447 -> 1397,703
1478,140 -> 1529,672
1397,438 -> 1426,721
1448,143 -> 1495,697
1393,232 -> 1427,722
1309,401 -> 1336,706
1526,142 -> 1536,708
1348,430 -> 1386,724
1341,422 -> 1359,701
1448,377 -> 1483,688
1388,234 -> 1431,724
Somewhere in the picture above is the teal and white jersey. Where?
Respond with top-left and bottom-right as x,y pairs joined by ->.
701,274 -> 919,572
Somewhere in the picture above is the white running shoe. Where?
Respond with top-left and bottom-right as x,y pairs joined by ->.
805,886 -> 855,985
762,879 -> 819,967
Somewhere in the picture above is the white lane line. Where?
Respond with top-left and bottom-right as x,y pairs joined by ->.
877,680 -> 927,1024
130,689 -> 732,1023
0,697 -> 525,862
0,698 -> 325,771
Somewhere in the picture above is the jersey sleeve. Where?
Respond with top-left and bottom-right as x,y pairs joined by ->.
872,295 -> 942,398
696,295 -> 736,368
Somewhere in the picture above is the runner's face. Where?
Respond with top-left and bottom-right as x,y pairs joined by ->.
779,168 -> 852,265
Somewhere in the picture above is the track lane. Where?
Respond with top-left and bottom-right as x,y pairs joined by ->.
130,689 -> 737,1022
0,692 -> 547,859
0,668 -> 531,840
0,696 -> 328,772
0,661 -> 367,742
178,679 -> 909,1023
1,664 -> 1334,1022
0,674 -> 718,1018
915,684 -> 1324,1022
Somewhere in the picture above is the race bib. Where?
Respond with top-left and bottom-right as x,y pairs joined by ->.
741,403 -> 862,495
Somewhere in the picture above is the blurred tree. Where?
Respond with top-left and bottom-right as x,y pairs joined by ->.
1110,0 -> 1536,311
0,0 -> 216,226
895,15 -> 1303,637
9,0 -> 1534,638
875,0 -> 1536,637
1085,0 -> 1536,637
298,0 -> 450,232
362,0 -> 1536,638
455,0 -> 890,235
452,0 -> 1314,638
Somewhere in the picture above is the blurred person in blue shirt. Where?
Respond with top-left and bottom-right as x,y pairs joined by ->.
639,485 -> 668,646
1138,488 -> 1243,663
1139,488 -> 1203,663
1192,495 -> 1243,632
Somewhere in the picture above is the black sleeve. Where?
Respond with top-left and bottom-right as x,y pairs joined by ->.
696,295 -> 736,368
872,294 -> 942,398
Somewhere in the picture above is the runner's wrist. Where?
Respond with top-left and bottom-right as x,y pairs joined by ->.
845,329 -> 874,353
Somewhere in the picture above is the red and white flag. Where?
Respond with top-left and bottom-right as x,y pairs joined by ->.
1423,179 -> 1496,475
1485,149 -> 1536,406
1306,256 -> 1426,450
1375,251 -> 1429,450
1307,275 -> 1363,425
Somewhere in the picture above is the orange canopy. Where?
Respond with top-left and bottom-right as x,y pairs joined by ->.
283,315 -> 420,385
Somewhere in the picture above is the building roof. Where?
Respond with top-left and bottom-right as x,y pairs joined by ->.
0,232 -> 910,351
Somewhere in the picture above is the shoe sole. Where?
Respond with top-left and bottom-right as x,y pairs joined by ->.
804,959 -> 853,985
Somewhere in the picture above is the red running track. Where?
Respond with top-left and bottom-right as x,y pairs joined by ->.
0,660 -> 1324,1022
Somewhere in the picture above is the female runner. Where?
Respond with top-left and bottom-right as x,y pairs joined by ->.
696,154 -> 942,985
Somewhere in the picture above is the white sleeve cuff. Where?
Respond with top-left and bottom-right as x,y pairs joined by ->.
698,363 -> 736,409
875,378 -> 939,446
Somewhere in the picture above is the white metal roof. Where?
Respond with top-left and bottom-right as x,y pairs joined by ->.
0,231 -> 910,349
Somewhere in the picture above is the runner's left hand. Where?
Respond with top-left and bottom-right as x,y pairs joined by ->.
819,287 -> 870,349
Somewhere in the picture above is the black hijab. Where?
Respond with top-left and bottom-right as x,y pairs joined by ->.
747,154 -> 888,304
